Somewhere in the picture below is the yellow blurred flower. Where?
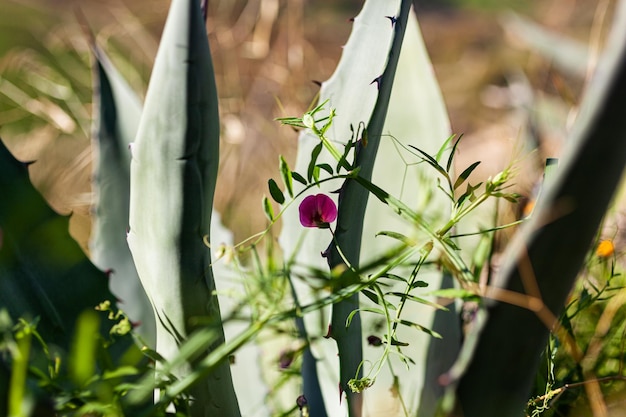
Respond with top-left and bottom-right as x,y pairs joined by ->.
522,199 -> 535,217
596,240 -> 615,258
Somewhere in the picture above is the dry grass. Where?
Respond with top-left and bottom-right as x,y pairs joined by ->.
1,0 -> 606,246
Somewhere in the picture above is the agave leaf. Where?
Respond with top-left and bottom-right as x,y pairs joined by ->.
357,9 -> 460,417
0,359 -> 7,417
88,40 -> 156,346
289,282 -> 326,417
280,1 -> 459,415
325,3 -> 412,414
90,21 -> 266,417
279,2 -> 410,415
126,0 -> 240,415
0,138 -> 132,355
449,3 -> 626,416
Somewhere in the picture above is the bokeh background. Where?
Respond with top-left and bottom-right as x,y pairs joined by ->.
0,0 -> 615,247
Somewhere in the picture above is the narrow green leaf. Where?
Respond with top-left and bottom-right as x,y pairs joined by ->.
69,310 -> 100,386
456,182 -> 483,209
427,288 -> 479,301
336,129 -> 359,172
312,166 -> 321,184
307,142 -> 323,182
291,171 -> 307,186
436,134 -> 455,164
471,232 -> 493,282
392,318 -> 442,339
446,134 -> 463,173
8,321 -> 31,417
346,309 -> 360,328
317,163 -> 334,176
376,230 -> 416,246
359,307 -> 387,317
268,179 -> 285,204
361,289 -> 380,305
408,144 -> 448,178
101,366 -> 140,381
279,155 -> 294,198
454,161 -> 481,190
388,337 -> 409,347
441,236 -> 461,251
263,196 -> 275,222
386,292 -> 448,311
382,273 -> 408,283
275,116 -> 306,129
139,346 -> 167,364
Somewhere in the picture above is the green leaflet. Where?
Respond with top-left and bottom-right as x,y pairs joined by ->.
279,155 -> 294,198
126,0 -> 239,415
268,178 -> 285,205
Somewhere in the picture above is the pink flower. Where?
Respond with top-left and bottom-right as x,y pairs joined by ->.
299,194 -> 337,228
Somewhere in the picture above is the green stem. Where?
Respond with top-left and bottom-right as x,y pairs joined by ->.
9,325 -> 32,417
437,192 -> 491,238
391,245 -> 433,336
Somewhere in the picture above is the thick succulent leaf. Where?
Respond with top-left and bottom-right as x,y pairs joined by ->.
325,2 -> 415,413
279,2 -> 456,416
358,9 -> 458,417
279,2 -> 405,415
0,138 -> 128,352
126,0 -> 240,415
89,41 -> 155,345
208,215 -> 272,417
450,3 -> 626,416
0,359 -> 7,417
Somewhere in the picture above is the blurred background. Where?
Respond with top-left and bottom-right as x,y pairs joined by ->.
0,0 -> 615,247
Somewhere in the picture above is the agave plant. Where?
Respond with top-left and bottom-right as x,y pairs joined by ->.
2,1 -> 626,417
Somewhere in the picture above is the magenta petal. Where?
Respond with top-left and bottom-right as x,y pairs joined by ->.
315,194 -> 337,223
299,195 -> 319,227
